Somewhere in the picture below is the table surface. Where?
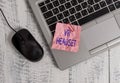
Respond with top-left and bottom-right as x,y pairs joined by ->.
1,0 -> 120,83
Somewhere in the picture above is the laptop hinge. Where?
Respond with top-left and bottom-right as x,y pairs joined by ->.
89,44 -> 107,54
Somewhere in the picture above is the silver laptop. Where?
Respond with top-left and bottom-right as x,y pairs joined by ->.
28,0 -> 120,70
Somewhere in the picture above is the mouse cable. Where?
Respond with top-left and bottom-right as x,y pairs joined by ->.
0,9 -> 17,32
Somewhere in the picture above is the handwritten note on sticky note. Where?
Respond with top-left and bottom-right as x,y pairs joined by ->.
51,23 -> 81,52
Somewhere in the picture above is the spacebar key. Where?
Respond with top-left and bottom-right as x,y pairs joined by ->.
78,7 -> 109,25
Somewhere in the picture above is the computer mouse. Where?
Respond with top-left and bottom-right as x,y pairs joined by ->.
12,29 -> 44,62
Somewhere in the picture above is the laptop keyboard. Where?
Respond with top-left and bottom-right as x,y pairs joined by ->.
39,0 -> 120,35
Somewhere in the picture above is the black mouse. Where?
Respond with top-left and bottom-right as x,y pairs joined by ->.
12,29 -> 44,62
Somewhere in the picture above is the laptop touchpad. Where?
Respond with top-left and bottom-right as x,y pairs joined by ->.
82,17 -> 120,50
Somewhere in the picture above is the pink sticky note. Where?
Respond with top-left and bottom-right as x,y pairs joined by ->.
51,23 -> 81,52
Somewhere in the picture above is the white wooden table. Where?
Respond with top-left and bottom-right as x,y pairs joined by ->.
1,0 -> 120,83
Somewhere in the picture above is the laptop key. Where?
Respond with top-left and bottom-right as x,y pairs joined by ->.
57,13 -> 64,20
45,0 -> 50,4
75,12 -> 82,19
88,0 -> 94,5
40,6 -> 47,13
65,2 -> 72,9
75,5 -> 82,11
63,10 -> 70,17
94,0 -> 101,3
47,3 -> 53,10
78,0 -> 84,3
46,16 -> 57,25
115,1 -> 120,8
53,0 -> 59,7
39,2 -> 44,7
63,18 -> 69,23
69,15 -> 76,22
43,11 -> 53,18
69,7 -> 76,14
59,0 -> 65,4
59,5 -> 65,12
81,9 -> 88,16
71,0 -> 78,6
78,7 -> 109,25
87,6 -> 94,13
109,4 -> 115,11
53,8 -> 59,14
100,1 -> 106,7
72,21 -> 78,25
106,0 -> 113,5
52,31 -> 55,36
81,2 -> 88,8
94,4 -> 100,10
49,23 -> 56,31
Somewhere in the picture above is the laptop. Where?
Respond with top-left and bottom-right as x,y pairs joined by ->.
28,0 -> 120,70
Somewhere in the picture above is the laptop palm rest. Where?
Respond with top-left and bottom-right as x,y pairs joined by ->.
82,17 -> 120,50
52,37 -> 90,70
